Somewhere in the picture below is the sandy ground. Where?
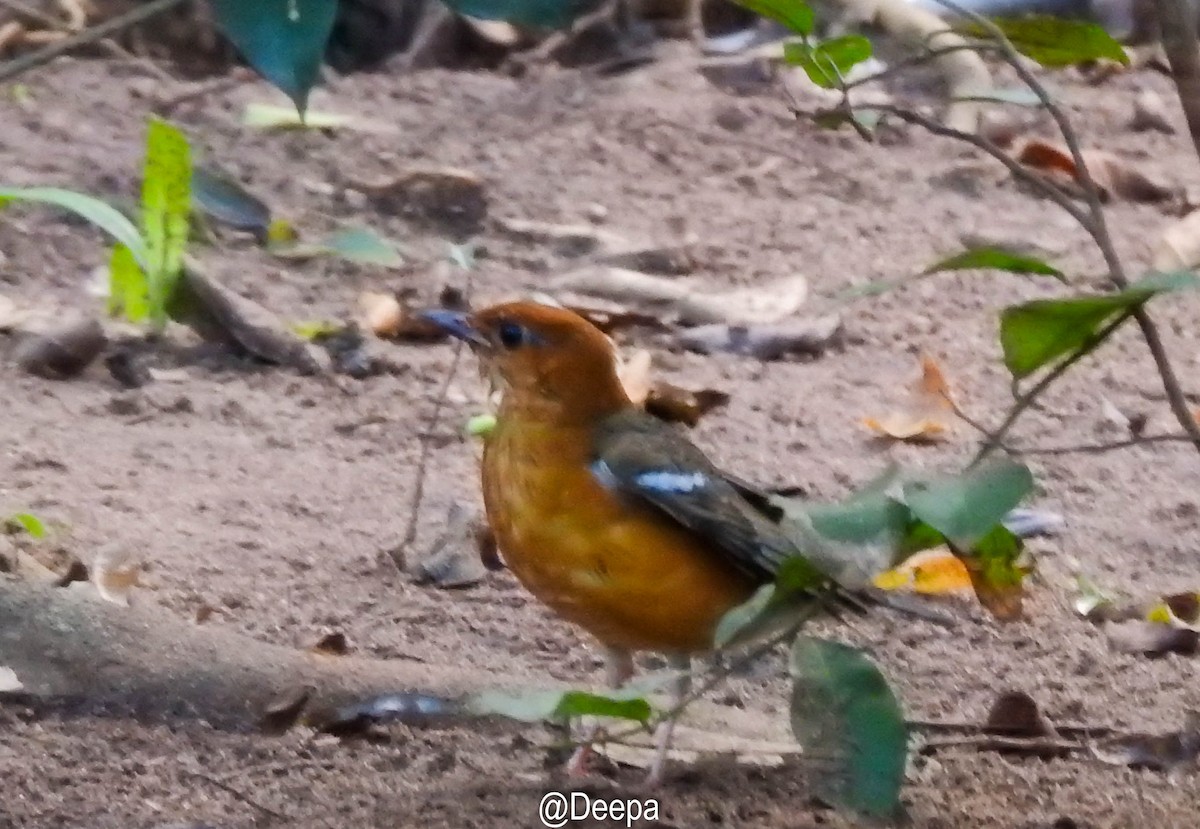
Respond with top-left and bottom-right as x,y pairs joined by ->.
3,39 -> 1200,829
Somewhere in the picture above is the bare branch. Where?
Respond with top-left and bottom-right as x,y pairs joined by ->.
1156,0 -> 1200,165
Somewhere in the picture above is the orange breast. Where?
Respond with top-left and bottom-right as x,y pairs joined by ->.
482,418 -> 755,653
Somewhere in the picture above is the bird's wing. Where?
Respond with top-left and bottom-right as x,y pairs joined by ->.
591,409 -> 807,583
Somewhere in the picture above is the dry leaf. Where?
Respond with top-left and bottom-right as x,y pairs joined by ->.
862,354 -> 955,442
91,547 -> 143,606
359,292 -> 404,338
15,317 -> 107,380
0,666 -> 22,693
411,502 -> 489,589
617,348 -> 654,405
551,267 -> 808,326
352,166 -> 487,232
645,383 -> 730,428
872,548 -> 973,597
675,315 -> 841,360
1016,139 -> 1176,203
308,631 -> 351,656
1107,619 -> 1199,657
985,691 -> 1058,739
194,603 -> 216,624
259,685 -> 313,734
1153,210 -> 1200,271
1130,90 -> 1175,134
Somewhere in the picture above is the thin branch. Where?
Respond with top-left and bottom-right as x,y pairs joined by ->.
1012,433 -> 1197,456
970,311 -> 1135,465
389,339 -> 465,570
0,0 -> 186,83
183,770 -> 291,822
1156,0 -> 1200,165
843,42 -> 1000,92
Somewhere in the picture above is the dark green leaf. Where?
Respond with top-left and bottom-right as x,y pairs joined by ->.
4,512 -> 46,538
0,186 -> 146,267
192,166 -> 271,236
714,557 -> 825,649
732,0 -> 814,35
902,459 -> 1034,548
999,271 -> 1199,378
441,0 -> 600,28
108,243 -> 149,323
784,35 -> 872,88
140,119 -> 192,329
210,0 -> 337,113
962,16 -> 1127,67
790,637 -> 907,820
325,227 -> 405,267
465,689 -> 651,723
924,247 -> 1063,280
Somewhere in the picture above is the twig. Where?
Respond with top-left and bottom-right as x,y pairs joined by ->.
389,339 -> 465,571
0,0 -> 186,83
1010,433 -> 1197,456
1155,0 -> 1200,166
934,0 -> 1200,457
183,770 -> 291,822
970,311 -> 1135,464
0,0 -> 59,29
917,734 -> 1081,755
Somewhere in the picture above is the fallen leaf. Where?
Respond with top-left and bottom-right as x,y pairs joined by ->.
259,685 -> 313,734
617,348 -> 654,405
194,603 -> 216,624
862,354 -> 955,442
872,548 -> 973,597
1092,712 -> 1200,773
676,315 -> 842,360
551,267 -> 808,326
241,103 -> 396,134
1016,138 -> 1176,202
985,691 -> 1058,739
352,166 -> 487,233
645,383 -> 730,428
1072,574 -> 1120,622
91,547 -> 142,606
308,632 -> 351,656
1146,592 -> 1200,627
357,293 -> 449,342
1130,90 -> 1175,134
1153,210 -> 1200,271
14,317 -> 106,380
1107,619 -> 1200,656
410,502 -> 489,589
0,666 -> 22,693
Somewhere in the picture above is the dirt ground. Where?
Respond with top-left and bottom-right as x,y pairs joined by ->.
3,37 -> 1200,829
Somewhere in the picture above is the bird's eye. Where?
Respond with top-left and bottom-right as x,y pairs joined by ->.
497,321 -> 526,349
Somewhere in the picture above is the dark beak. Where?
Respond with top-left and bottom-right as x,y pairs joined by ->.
419,309 -> 489,347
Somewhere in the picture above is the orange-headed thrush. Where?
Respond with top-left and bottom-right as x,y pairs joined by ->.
425,301 -> 822,782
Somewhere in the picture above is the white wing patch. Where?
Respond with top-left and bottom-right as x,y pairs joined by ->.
590,459 -> 621,490
634,470 -> 708,494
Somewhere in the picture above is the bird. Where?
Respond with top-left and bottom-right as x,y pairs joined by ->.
421,300 -> 851,784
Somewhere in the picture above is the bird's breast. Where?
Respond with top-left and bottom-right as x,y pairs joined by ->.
481,418 -> 754,653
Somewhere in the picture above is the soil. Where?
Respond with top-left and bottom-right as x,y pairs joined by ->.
2,37 -> 1200,829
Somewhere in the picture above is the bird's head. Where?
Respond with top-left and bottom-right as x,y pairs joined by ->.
422,301 -> 631,422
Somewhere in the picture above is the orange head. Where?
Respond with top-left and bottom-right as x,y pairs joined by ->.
422,301 -> 631,423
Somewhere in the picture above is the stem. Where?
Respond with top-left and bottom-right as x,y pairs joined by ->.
0,0 -> 187,83
970,311 -> 1135,465
1157,0 -> 1200,164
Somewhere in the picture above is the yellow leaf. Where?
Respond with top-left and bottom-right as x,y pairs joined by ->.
873,548 -> 973,596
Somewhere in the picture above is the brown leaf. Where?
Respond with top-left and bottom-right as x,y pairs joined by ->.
194,603 -> 216,625
352,166 -> 487,233
1163,592 -> 1200,625
259,686 -> 313,734
985,691 -> 1058,739
308,632 -> 351,656
862,354 -> 955,442
91,547 -> 143,607
645,383 -> 730,428
1016,139 -> 1176,203
968,573 -> 1025,621
1107,620 -> 1200,657
14,317 -> 107,380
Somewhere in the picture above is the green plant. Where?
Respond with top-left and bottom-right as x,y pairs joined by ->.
0,117 -> 192,332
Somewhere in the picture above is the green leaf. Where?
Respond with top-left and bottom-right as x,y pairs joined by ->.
465,689 -> 651,723
4,512 -> 46,538
999,271 -> 1200,379
789,637 -> 907,820
325,227 -> 405,268
192,166 -> 271,237
290,320 -> 344,341
0,186 -> 146,268
784,35 -> 872,89
714,557 -> 824,649
210,0 -> 337,114
140,119 -> 192,329
732,0 -> 814,36
924,246 -> 1064,280
964,16 -> 1128,68
902,459 -> 1034,548
108,243 -> 149,322
440,0 -> 601,28
466,413 -> 498,438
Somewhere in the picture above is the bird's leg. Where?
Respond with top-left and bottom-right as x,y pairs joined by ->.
645,652 -> 691,787
686,0 -> 706,48
566,645 -> 634,777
